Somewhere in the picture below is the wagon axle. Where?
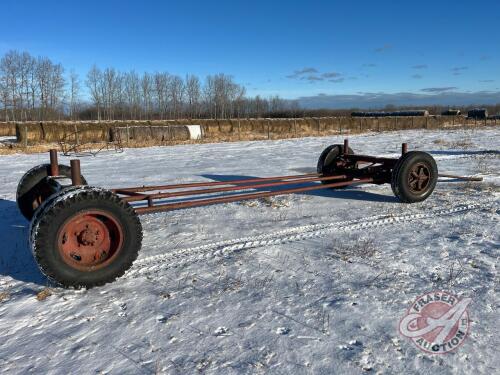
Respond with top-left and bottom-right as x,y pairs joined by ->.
16,139 -> 472,288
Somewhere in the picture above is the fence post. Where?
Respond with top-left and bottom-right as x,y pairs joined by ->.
238,119 -> 241,140
317,118 -> 321,135
126,124 -> 130,143
267,119 -> 270,139
74,124 -> 80,145
24,124 -> 28,148
294,118 -> 297,137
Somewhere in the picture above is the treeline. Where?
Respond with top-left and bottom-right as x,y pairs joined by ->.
83,67 -> 300,121
2,50 -> 499,122
0,50 -> 300,121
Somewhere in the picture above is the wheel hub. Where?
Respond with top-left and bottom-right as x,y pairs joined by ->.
408,163 -> 431,193
77,226 -> 100,246
57,210 -> 123,271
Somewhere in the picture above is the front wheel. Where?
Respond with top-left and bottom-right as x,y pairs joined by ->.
31,187 -> 142,288
391,151 -> 438,203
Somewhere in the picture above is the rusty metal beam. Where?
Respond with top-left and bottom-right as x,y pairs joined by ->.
114,189 -> 148,196
112,173 -> 319,193
120,174 -> 349,203
438,173 -> 483,182
134,178 -> 373,214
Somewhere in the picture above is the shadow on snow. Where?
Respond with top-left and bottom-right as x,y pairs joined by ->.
0,199 -> 46,286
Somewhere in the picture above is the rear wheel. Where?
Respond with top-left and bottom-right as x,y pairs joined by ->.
391,151 -> 438,203
31,187 -> 142,288
317,144 -> 357,187
17,164 -> 87,220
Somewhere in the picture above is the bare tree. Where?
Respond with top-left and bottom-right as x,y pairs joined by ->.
102,67 -> 122,120
153,72 -> 169,119
141,72 -> 153,120
69,70 -> 80,120
86,65 -> 102,121
124,71 -> 141,120
185,74 -> 200,118
0,51 -> 20,121
0,74 -> 9,121
168,75 -> 184,119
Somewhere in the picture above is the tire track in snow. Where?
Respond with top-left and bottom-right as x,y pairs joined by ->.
125,202 -> 492,279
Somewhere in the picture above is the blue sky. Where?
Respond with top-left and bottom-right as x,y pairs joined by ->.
1,0 -> 499,106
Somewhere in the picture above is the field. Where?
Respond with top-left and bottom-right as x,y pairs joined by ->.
0,127 -> 498,374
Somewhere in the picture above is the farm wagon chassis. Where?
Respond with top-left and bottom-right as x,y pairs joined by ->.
15,140 -> 479,288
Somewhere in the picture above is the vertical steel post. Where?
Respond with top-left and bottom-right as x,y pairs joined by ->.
49,149 -> 59,176
343,138 -> 349,156
402,143 -> 408,155
70,159 -> 82,185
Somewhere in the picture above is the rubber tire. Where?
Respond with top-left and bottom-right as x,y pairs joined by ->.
31,187 -> 142,288
17,164 -> 88,220
317,144 -> 355,187
391,151 -> 438,203
29,186 -> 94,245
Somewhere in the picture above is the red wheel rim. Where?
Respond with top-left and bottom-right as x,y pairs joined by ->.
408,162 -> 431,193
57,210 -> 124,271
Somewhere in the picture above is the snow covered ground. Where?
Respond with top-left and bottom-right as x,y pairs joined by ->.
0,126 -> 498,374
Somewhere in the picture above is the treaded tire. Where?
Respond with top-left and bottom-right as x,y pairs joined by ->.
391,151 -> 438,203
17,164 -> 87,220
29,186 -> 96,244
30,187 -> 142,288
317,144 -> 355,188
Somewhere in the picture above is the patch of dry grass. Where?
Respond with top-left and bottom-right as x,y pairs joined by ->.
36,288 -> 52,301
330,238 -> 378,263
0,291 -> 10,303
